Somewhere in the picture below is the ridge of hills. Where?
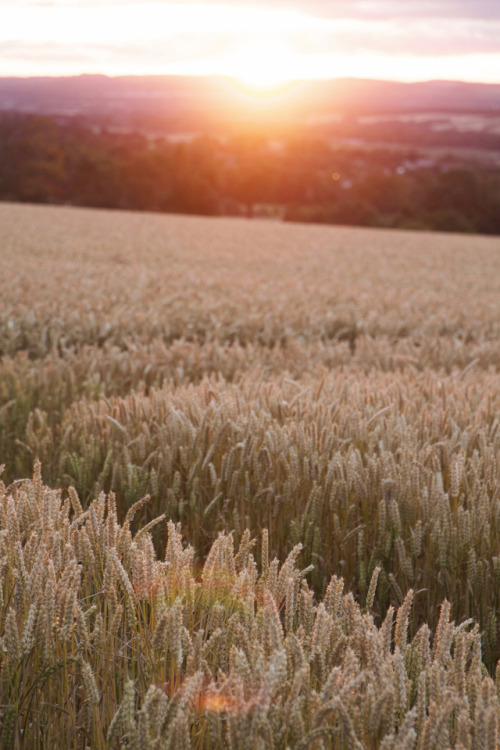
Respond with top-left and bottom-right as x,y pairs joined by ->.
1,75 -> 500,131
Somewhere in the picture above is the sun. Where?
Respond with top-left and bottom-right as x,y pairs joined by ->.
224,39 -> 298,96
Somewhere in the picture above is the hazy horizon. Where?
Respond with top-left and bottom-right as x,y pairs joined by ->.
3,72 -> 500,87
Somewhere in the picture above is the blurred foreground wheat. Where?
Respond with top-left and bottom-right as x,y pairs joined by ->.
0,466 -> 499,749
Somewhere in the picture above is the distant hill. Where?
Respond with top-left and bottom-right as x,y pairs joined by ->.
1,75 -> 500,133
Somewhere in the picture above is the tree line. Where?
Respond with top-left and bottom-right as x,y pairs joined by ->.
1,113 -> 499,234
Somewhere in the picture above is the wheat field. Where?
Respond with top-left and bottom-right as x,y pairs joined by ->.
1,202 -> 500,748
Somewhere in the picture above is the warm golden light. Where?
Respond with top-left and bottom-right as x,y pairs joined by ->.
226,39 -> 296,94
1,1 -> 499,84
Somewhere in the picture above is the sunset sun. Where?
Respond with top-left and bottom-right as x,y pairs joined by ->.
230,39 -> 292,85
222,39 -> 299,95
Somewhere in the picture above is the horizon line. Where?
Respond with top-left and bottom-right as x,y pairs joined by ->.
2,72 -> 500,87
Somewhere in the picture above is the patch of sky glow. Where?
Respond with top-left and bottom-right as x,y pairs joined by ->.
1,1 -> 499,83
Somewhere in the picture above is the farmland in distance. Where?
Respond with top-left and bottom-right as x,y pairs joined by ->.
1,202 -> 500,748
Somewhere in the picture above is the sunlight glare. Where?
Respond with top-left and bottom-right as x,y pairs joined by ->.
222,39 -> 299,95
1,1 -> 499,83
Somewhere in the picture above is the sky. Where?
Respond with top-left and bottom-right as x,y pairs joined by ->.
2,0 -> 500,85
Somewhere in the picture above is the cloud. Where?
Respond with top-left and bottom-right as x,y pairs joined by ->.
305,17 -> 500,57
5,0 -> 500,19
276,1 -> 500,21
0,40 -> 101,63
0,34 -> 238,71
0,1 -> 499,80
3,15 -> 500,66
4,0 -> 500,28
258,1 -> 500,21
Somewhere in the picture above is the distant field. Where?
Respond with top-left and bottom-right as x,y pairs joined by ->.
1,203 -> 500,748
2,202 -> 499,357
